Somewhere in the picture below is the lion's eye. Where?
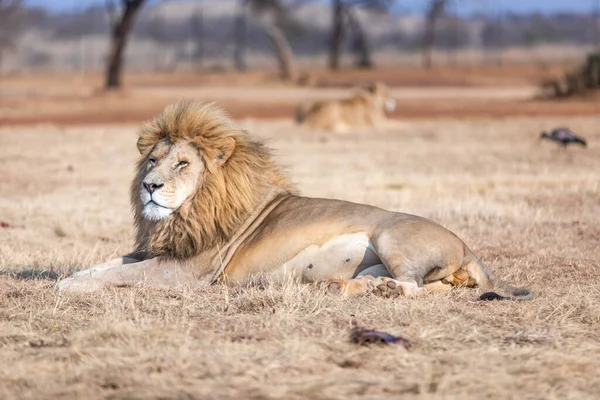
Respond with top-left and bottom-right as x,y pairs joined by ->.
148,158 -> 156,167
176,161 -> 189,169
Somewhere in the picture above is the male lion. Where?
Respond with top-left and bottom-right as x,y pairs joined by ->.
58,101 -> 532,301
295,81 -> 397,133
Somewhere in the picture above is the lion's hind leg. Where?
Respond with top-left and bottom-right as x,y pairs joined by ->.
319,263 -> 392,296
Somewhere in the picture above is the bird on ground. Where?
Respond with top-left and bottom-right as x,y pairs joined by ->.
540,128 -> 587,148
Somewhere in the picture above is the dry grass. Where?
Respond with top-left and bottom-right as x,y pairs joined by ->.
3,66 -> 600,127
1,112 -> 600,399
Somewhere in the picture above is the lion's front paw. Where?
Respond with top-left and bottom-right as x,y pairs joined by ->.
57,269 -> 107,293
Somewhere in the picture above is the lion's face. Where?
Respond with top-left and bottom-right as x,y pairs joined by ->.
139,141 -> 204,221
131,101 -> 293,258
368,82 -> 396,113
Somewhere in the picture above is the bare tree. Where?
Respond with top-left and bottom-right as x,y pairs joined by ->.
422,0 -> 447,69
329,0 -> 345,70
247,0 -> 297,80
345,7 -> 371,68
0,0 -> 23,73
329,0 -> 393,70
105,0 -> 146,90
264,25 -> 296,80
189,11 -> 204,70
234,0 -> 248,71
594,0 -> 600,48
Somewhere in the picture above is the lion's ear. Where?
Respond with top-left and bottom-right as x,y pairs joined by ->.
136,137 -> 145,154
215,137 -> 236,167
136,136 -> 153,155
366,82 -> 378,93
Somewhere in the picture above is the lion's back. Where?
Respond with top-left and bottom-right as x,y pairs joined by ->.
300,96 -> 378,131
301,101 -> 342,130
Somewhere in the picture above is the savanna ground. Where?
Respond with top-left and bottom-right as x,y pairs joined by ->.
1,65 -> 600,399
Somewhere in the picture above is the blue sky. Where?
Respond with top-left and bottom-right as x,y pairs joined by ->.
26,0 -> 595,15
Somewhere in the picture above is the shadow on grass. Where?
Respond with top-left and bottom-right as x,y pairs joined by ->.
1,269 -> 60,281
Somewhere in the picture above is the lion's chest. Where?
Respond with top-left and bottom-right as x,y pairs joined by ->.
226,232 -> 381,284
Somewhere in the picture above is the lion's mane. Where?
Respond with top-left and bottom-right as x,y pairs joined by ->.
131,101 -> 296,259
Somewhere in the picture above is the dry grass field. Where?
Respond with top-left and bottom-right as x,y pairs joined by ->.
1,70 -> 600,399
2,65 -> 600,126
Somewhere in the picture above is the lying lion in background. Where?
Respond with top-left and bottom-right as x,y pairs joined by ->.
296,81 -> 397,133
58,101 -> 532,301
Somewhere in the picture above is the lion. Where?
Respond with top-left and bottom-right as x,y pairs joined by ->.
296,81 -> 397,133
57,101 -> 532,301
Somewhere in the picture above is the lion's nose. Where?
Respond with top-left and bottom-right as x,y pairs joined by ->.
143,182 -> 164,194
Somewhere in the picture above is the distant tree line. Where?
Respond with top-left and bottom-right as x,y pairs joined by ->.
1,0 -> 599,89
17,6 -> 597,49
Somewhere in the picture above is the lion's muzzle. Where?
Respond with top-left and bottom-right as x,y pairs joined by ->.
385,99 -> 397,113
143,181 -> 164,194
140,181 -> 173,221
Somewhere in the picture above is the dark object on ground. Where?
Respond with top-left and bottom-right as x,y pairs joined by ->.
540,128 -> 587,148
351,322 -> 411,349
479,289 -> 533,301
541,51 -> 600,98
0,221 -> 24,229
479,292 -> 508,301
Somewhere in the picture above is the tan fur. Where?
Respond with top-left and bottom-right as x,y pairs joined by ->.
58,101 -> 532,301
296,81 -> 397,133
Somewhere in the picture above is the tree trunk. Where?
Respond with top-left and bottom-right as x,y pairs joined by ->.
346,7 -> 372,69
329,0 -> 345,70
264,24 -> 295,81
0,0 -> 23,77
234,1 -> 247,71
190,10 -> 204,71
422,0 -> 446,69
105,0 -> 145,90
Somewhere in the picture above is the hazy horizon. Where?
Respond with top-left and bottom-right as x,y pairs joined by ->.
26,0 -> 596,16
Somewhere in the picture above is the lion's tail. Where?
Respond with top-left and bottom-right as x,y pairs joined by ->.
464,253 -> 533,301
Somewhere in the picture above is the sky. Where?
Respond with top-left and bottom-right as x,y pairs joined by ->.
26,0 -> 596,15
